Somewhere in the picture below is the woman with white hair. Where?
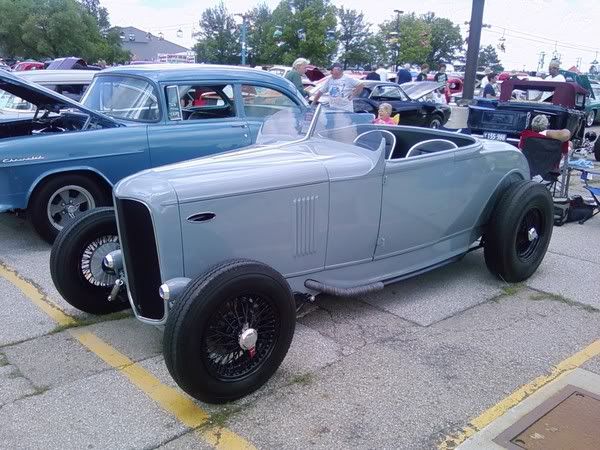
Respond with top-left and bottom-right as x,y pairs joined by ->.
518,114 -> 571,155
285,57 -> 310,98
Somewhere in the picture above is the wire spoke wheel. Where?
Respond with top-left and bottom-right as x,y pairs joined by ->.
80,235 -> 120,287
203,293 -> 278,381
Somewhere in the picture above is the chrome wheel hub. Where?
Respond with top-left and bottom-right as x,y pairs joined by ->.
47,185 -> 95,231
239,326 -> 258,351
81,235 -> 120,287
528,227 -> 538,242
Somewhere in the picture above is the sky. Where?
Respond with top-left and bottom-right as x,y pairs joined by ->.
102,0 -> 598,72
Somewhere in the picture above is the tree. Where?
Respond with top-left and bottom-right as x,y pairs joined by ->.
479,45 -> 504,72
79,0 -> 110,31
193,2 -> 240,65
337,7 -> 371,69
245,3 -> 279,66
268,0 -> 337,67
422,12 -> 463,68
376,14 -> 430,68
0,0 -> 128,63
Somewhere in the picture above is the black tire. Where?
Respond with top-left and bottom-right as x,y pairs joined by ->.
595,137 -> 600,161
30,174 -> 110,244
50,207 -> 129,315
163,259 -> 296,404
586,110 -> 596,128
428,115 -> 443,129
484,181 -> 553,282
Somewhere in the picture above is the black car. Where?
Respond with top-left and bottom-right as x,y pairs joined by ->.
313,80 -> 451,128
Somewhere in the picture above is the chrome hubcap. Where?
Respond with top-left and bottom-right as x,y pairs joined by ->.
528,227 -> 538,242
81,235 -> 120,287
239,326 -> 258,351
47,185 -> 95,231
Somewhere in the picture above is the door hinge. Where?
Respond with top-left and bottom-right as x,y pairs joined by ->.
377,237 -> 385,248
383,175 -> 388,186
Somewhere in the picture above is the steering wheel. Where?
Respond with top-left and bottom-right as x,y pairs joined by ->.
33,125 -> 66,134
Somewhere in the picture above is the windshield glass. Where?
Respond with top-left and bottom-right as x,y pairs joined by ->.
256,104 -> 381,151
82,75 -> 160,122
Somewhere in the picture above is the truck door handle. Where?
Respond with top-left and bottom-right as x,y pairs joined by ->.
230,123 -> 247,128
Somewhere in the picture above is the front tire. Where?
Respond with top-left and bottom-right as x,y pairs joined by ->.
163,259 -> 296,404
50,207 -> 129,315
484,181 -> 553,282
30,174 -> 110,244
428,115 -> 443,129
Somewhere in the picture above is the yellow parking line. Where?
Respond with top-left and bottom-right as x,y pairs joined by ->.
0,262 -> 256,450
438,338 -> 600,449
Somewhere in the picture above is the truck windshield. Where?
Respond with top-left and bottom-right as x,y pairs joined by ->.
82,75 -> 160,122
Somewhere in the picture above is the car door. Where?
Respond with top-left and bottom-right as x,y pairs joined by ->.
368,84 -> 422,125
147,83 -> 250,167
374,148 -> 460,264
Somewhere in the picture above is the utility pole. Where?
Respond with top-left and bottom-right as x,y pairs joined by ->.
235,13 -> 249,66
393,9 -> 403,72
462,0 -> 485,101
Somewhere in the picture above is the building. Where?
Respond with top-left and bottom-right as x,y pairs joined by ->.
115,26 -> 193,63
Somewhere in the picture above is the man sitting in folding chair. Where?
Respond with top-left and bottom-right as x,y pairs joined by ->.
518,115 -> 571,194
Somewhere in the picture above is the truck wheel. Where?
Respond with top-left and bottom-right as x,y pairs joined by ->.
594,137 -> 600,161
50,207 -> 129,315
428,115 -> 443,129
586,110 -> 596,127
163,259 -> 296,404
30,174 -> 110,244
484,181 -> 553,282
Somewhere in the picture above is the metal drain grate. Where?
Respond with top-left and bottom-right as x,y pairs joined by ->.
494,385 -> 600,450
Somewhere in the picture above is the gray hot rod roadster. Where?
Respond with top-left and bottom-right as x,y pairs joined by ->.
50,105 -> 553,403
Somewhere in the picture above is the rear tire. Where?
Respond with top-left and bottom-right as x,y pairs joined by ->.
484,181 -> 553,282
163,259 -> 296,404
50,207 -> 129,315
594,137 -> 600,161
428,115 -> 443,129
30,174 -> 110,244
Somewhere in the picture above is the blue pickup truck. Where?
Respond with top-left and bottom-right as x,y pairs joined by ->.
0,65 -> 307,242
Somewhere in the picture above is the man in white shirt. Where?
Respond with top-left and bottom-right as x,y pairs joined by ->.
313,63 -> 364,111
547,60 -> 566,82
376,64 -> 389,82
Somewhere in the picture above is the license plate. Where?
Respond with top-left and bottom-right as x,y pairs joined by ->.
483,132 -> 507,141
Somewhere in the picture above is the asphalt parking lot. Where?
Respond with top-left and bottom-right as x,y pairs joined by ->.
1,121 -> 600,449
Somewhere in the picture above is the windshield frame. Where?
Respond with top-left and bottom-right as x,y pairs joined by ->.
81,74 -> 162,123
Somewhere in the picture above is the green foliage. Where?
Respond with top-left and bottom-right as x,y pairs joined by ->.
193,2 -> 240,65
377,13 -> 430,67
422,12 -> 463,68
337,7 -> 371,69
479,45 -> 504,72
246,3 -> 280,66
0,0 -> 128,63
79,0 -> 110,30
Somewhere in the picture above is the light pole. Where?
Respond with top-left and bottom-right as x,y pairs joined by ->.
235,13 -> 250,66
462,0 -> 486,101
393,9 -> 403,72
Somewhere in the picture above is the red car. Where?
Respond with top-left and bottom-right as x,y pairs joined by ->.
13,61 -> 44,71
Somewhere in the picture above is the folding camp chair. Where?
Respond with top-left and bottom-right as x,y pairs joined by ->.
578,170 -> 600,224
520,136 -> 564,195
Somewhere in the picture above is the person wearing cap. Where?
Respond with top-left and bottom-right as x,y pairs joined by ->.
285,58 -> 311,98
547,60 -> 566,82
312,63 -> 364,109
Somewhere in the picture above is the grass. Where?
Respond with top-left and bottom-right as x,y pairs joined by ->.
290,372 -> 314,386
206,406 -> 241,429
528,292 -> 600,313
50,310 -> 132,334
0,354 -> 7,367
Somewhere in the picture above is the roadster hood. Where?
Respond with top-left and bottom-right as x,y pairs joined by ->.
401,81 -> 445,100
115,143 -> 330,204
0,71 -> 117,123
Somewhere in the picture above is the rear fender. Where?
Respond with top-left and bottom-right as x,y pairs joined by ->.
470,169 -> 526,241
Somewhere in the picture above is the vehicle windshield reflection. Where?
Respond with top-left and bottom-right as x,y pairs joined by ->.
255,104 -> 377,149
